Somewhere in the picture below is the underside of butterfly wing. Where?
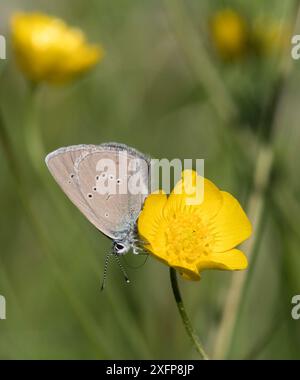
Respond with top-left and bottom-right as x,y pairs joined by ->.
74,146 -> 150,238
45,143 -> 150,241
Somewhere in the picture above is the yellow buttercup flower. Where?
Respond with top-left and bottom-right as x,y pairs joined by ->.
11,12 -> 104,84
138,170 -> 252,281
210,9 -> 248,60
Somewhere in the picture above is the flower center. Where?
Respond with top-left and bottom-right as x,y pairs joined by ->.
165,212 -> 213,265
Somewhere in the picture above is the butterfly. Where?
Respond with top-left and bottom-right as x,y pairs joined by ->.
45,142 -> 150,288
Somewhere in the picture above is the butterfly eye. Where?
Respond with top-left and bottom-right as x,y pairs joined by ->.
114,242 -> 127,254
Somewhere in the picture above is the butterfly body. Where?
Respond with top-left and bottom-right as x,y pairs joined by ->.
112,226 -> 140,255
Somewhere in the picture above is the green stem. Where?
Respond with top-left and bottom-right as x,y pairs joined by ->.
0,102 -> 108,356
169,268 -> 209,360
212,144 -> 273,359
213,0 -> 300,359
163,0 -> 252,185
163,0 -> 237,124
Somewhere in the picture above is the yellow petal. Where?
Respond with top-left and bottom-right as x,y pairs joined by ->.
198,249 -> 248,271
210,191 -> 252,252
164,170 -> 223,224
138,191 -> 167,244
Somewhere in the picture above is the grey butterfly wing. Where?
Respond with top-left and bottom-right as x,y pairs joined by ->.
74,146 -> 150,239
45,144 -> 150,240
45,145 -> 117,238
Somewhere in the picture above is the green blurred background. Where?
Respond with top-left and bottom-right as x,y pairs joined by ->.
1,0 -> 300,359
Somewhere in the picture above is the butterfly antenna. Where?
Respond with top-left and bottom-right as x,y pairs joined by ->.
101,253 -> 111,291
114,255 -> 130,284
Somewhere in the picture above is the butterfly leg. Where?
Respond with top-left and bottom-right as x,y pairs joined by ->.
132,244 -> 149,255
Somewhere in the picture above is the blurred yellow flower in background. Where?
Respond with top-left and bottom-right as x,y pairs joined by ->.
252,19 -> 290,56
209,8 -> 289,61
11,12 -> 104,84
138,170 -> 252,281
210,9 -> 248,60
